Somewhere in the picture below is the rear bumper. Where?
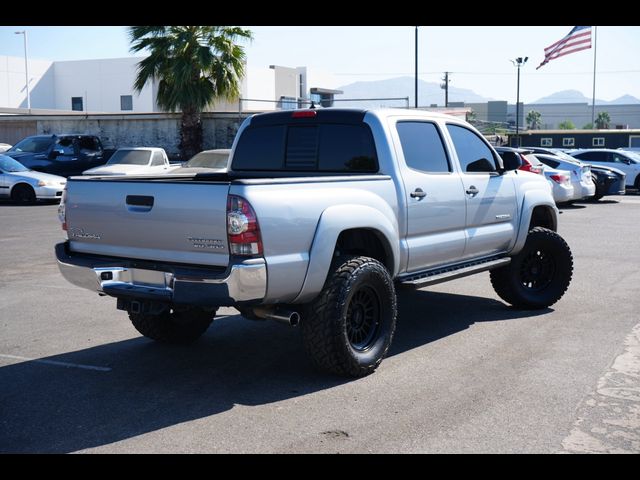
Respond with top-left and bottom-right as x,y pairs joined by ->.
55,242 -> 266,306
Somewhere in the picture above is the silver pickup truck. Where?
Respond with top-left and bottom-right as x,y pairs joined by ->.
56,108 -> 573,377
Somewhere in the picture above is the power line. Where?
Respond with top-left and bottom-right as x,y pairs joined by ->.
333,69 -> 640,76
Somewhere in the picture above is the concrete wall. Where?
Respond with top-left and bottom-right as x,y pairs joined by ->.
53,57 -> 155,113
0,112 -> 251,161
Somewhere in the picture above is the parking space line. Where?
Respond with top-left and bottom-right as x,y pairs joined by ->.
0,354 -> 112,372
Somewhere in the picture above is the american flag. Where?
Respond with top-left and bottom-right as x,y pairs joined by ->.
536,26 -> 592,70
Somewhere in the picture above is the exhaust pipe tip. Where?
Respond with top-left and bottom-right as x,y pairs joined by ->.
253,307 -> 300,327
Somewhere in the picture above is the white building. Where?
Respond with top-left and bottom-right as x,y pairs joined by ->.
0,56 -> 155,113
0,55 -> 342,114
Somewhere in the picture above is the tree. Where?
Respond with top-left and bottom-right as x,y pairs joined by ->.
595,111 -> 611,129
526,110 -> 542,130
582,123 -> 594,129
129,26 -> 252,160
558,120 -> 576,130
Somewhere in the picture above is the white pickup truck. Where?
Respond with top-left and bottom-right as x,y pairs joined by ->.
56,108 -> 573,377
82,147 -> 175,175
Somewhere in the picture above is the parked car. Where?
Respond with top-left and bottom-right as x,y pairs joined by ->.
83,147 -> 173,175
170,149 -> 230,174
0,154 -> 66,204
0,143 -> 11,153
56,108 -> 573,377
495,147 -> 544,175
541,167 -> 574,204
569,149 -> 640,189
589,165 -> 626,200
534,154 -> 595,200
4,134 -> 108,177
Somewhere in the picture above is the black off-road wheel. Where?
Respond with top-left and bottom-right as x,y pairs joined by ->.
11,184 -> 36,204
301,256 -> 397,377
490,227 -> 573,310
128,307 -> 216,344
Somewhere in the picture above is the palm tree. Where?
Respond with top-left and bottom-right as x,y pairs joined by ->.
526,110 -> 542,130
558,120 -> 576,130
595,111 -> 611,129
129,26 -> 252,160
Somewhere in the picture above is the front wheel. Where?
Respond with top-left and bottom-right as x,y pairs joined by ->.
490,227 -> 573,310
11,184 -> 36,204
301,256 -> 397,377
129,307 -> 216,344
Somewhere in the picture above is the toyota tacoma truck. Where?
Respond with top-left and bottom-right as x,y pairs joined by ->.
56,109 -> 573,377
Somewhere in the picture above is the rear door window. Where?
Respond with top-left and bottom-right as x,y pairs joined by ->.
396,121 -> 450,173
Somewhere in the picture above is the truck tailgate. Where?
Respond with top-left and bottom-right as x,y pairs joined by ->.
65,179 -> 231,267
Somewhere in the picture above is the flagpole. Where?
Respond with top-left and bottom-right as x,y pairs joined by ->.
591,26 -> 598,127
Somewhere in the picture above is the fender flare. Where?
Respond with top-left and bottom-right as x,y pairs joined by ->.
292,204 -> 400,304
511,191 -> 558,254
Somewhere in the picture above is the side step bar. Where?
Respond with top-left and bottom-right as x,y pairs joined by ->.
399,257 -> 511,288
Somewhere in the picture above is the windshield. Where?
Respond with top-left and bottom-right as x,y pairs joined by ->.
9,137 -> 54,153
625,151 -> 640,163
185,151 -> 229,169
0,155 -> 29,172
107,150 -> 151,166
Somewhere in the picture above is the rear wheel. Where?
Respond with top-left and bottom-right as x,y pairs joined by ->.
301,256 -> 397,377
128,307 -> 216,344
11,184 -> 36,204
490,227 -> 573,310
591,175 -> 604,201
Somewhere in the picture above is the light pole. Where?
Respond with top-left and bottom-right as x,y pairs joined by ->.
14,30 -> 30,111
414,26 -> 419,109
511,56 -> 528,147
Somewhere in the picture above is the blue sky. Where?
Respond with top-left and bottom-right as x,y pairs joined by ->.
2,26 -> 639,103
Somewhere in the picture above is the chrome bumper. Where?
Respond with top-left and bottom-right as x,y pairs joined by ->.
55,242 -> 266,306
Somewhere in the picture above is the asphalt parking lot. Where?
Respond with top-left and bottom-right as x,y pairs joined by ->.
1,195 -> 639,453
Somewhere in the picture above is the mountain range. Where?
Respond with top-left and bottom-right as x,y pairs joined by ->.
531,90 -> 640,105
334,77 -> 640,108
334,76 -> 489,108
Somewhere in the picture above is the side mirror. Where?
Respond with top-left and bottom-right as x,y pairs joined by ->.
49,149 -> 61,159
621,158 -> 631,165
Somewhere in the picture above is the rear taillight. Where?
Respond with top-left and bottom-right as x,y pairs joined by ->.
550,173 -> 570,185
58,188 -> 67,231
519,156 -> 544,175
227,195 -> 263,256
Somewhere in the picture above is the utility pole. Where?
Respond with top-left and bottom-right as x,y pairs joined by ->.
511,57 -> 528,147
440,71 -> 450,107
414,26 -> 419,109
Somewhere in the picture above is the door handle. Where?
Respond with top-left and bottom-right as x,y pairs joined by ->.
466,185 -> 479,196
410,188 -> 427,199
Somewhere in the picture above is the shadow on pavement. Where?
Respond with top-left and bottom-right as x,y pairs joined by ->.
0,290 -> 549,453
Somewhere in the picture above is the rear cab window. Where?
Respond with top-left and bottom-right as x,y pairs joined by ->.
231,110 -> 378,174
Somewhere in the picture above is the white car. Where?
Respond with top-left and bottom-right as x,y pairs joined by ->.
0,154 -> 66,203
569,149 -> 640,189
83,147 -> 171,175
0,143 -> 11,153
534,153 -> 595,200
542,166 -> 574,204
169,149 -> 230,174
